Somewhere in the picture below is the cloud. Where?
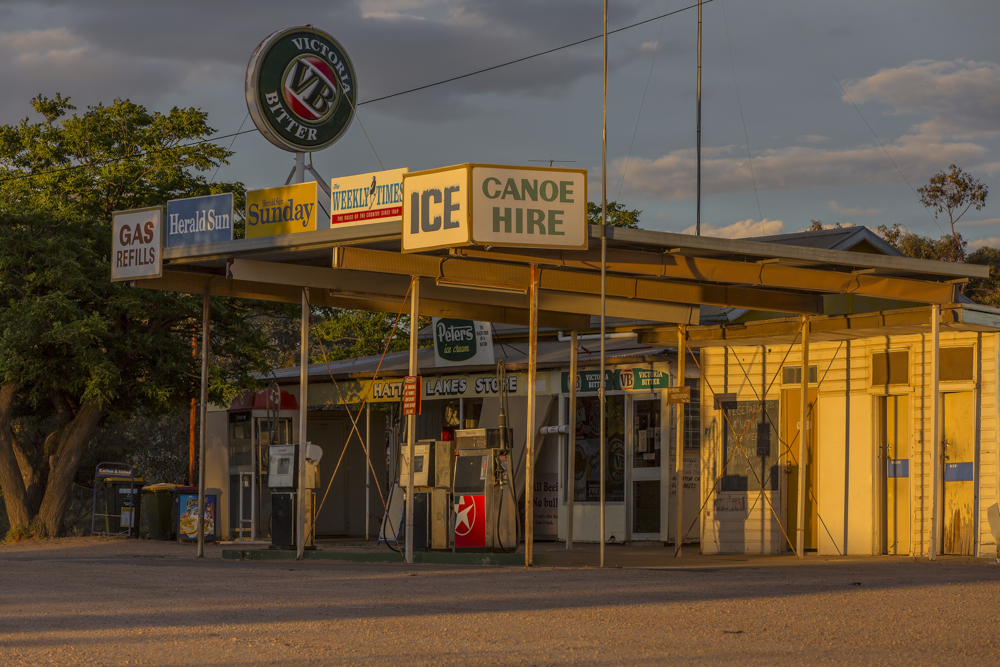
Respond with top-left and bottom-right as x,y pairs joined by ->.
968,237 -> 1000,252
615,133 -> 986,200
963,218 -> 1000,227
828,201 -> 879,217
798,135 -> 829,144
843,59 -> 1000,139
681,219 -> 784,238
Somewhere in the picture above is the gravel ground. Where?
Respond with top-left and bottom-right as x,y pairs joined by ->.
2,537 -> 999,666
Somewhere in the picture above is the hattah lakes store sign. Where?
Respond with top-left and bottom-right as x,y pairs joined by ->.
305,371 -> 530,408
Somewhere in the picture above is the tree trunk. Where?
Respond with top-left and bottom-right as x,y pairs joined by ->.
36,400 -> 104,536
0,383 -> 32,529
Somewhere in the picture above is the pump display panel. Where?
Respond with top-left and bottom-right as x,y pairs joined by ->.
268,444 -> 297,488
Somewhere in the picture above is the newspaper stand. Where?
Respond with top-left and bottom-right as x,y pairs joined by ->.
91,462 -> 142,537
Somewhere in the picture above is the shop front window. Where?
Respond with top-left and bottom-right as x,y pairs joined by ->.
572,395 -> 625,502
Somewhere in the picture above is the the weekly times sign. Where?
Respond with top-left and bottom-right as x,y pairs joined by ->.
330,167 -> 407,227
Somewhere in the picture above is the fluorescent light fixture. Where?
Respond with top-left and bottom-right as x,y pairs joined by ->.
435,278 -> 527,295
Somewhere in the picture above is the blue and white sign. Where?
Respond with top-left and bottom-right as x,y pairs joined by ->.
166,193 -> 234,247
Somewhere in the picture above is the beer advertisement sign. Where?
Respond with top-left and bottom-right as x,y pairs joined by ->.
245,182 -> 319,238
112,206 -> 162,282
246,26 -> 358,152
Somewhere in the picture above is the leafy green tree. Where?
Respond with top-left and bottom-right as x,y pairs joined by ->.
587,201 -> 641,228
0,95 -> 279,536
877,223 -> 965,263
966,246 -> 1000,307
917,165 -> 989,260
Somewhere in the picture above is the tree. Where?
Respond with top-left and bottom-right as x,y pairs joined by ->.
587,201 -> 641,228
966,246 -> 1000,307
0,95 -> 280,536
312,310 -> 419,364
877,223 -> 965,263
917,165 -> 989,260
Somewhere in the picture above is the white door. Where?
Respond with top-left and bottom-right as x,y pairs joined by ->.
627,395 -> 662,541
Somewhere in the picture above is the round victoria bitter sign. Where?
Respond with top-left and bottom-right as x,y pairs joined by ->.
246,26 -> 357,152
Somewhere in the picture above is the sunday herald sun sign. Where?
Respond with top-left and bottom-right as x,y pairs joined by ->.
402,164 -> 587,253
112,206 -> 162,281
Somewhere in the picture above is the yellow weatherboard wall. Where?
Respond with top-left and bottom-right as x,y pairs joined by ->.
246,182 -> 319,238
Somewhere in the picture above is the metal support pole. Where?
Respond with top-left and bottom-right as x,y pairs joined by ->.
405,277 -> 419,565
696,0 -> 702,236
526,264 -> 540,567
567,331 -> 577,550
365,402 -> 371,541
196,292 -> 210,559
675,325 -> 686,556
930,304 -> 940,560
294,151 -> 305,184
297,287 -> 309,560
796,316 -> 810,559
189,335 -> 197,487
600,0 -> 608,570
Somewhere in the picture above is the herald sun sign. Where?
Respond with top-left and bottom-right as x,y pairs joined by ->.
402,164 -> 588,253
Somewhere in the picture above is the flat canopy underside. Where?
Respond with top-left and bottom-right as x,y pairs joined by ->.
138,223 -> 986,328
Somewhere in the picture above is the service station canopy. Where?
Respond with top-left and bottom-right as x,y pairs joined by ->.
134,219 -> 988,334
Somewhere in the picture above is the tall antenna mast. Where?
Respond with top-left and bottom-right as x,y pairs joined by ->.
696,0 -> 702,236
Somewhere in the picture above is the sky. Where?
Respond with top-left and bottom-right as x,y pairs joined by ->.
1,0 -> 998,246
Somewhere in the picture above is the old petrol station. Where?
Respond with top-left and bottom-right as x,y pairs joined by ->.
111,25 -> 998,565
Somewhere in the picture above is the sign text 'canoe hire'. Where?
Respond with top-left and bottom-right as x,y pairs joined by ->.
402,164 -> 587,253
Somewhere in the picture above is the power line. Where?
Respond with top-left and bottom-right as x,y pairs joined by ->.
617,1 -> 673,201
720,0 -> 765,233
357,0 -> 715,106
2,2 -> 713,186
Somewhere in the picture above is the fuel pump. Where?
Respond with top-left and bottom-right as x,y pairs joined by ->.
267,442 -> 322,549
452,360 -> 520,552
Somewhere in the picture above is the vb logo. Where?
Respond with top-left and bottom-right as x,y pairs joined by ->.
409,186 -> 463,233
282,55 -> 339,123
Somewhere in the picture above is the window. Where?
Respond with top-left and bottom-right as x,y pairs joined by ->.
940,347 -> 974,382
571,395 -> 625,503
872,350 -> 909,386
782,365 -> 817,385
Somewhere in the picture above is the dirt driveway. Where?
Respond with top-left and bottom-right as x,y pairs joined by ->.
2,537 -> 999,666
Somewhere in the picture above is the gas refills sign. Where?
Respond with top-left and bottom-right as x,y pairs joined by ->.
112,206 -> 162,281
246,26 -> 357,152
402,164 -> 587,253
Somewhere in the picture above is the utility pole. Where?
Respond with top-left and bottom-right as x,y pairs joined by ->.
696,0 -> 702,236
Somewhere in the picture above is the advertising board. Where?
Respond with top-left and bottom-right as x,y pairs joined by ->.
111,206 -> 163,282
330,167 -> 407,227
165,193 -> 234,247
402,163 -> 587,253
245,182 -> 319,238
432,318 -> 494,367
245,26 -> 357,152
